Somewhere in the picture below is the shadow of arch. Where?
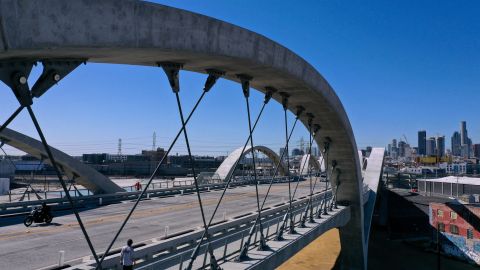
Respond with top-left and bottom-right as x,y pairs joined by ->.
215,145 -> 288,181
0,128 -> 123,194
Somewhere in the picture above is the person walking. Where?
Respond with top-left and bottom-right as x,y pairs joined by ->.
120,239 -> 135,270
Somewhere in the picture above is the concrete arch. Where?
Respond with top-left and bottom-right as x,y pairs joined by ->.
299,154 -> 321,175
0,1 -> 365,268
215,145 -> 288,181
0,128 -> 123,194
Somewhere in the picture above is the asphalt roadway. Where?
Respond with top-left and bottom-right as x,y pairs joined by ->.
0,181 -> 324,270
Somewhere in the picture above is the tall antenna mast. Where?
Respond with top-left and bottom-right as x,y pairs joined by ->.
153,131 -> 156,151
118,138 -> 122,155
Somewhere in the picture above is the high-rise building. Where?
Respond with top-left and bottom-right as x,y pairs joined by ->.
392,139 -> 397,148
426,137 -> 436,156
473,144 -> 480,159
436,136 -> 445,157
279,148 -> 286,158
451,131 -> 461,156
398,141 -> 406,157
418,130 -> 426,156
468,138 -> 473,157
460,121 -> 468,145
460,121 -> 471,158
461,144 -> 470,158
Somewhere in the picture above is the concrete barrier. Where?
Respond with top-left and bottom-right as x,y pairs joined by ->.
65,190 -> 333,270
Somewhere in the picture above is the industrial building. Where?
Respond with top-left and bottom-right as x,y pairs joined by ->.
430,202 -> 480,264
418,176 -> 480,199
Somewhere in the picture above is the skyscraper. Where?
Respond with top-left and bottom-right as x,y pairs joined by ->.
459,121 -> 471,158
460,121 -> 468,145
418,130 -> 426,156
436,136 -> 445,157
426,137 -> 436,156
451,131 -> 461,156
398,141 -> 406,157
474,144 -> 480,159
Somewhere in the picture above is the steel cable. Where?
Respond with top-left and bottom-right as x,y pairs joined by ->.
0,106 -> 24,134
96,89 -> 210,269
26,106 -> 101,266
174,91 -> 221,269
236,91 -> 268,261
185,91 -> 273,268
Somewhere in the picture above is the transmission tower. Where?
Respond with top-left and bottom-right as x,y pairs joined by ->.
118,138 -> 122,156
153,131 -> 156,151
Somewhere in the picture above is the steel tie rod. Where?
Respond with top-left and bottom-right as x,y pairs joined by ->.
285,140 -> 312,229
307,125 -> 323,221
246,105 -> 301,242
330,168 -> 341,210
322,140 -> 333,215
276,112 -> 309,236
185,88 -> 275,268
299,117 -> 316,226
281,95 -> 304,236
164,63 -> 220,270
307,144 -> 326,218
194,98 -> 299,251
233,108 -> 300,246
316,140 -> 336,218
26,106 -> 101,265
95,67 -> 223,269
291,123 -> 315,200
0,106 -> 24,134
236,76 -> 268,261
174,90 -> 221,269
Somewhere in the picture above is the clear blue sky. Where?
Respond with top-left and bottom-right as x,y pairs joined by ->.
1,0 -> 479,156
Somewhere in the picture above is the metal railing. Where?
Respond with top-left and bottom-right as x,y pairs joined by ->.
0,177 -> 303,216
65,189 -> 332,270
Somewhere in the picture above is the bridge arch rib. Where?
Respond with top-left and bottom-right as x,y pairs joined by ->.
215,145 -> 288,181
0,0 -> 365,268
299,154 -> 321,175
0,128 -> 123,194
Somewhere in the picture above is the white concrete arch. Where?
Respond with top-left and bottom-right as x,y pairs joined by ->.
0,128 -> 123,194
215,145 -> 288,181
299,154 -> 321,175
0,1 -> 365,268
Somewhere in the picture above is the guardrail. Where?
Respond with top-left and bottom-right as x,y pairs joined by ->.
0,177 -> 299,217
58,189 -> 332,270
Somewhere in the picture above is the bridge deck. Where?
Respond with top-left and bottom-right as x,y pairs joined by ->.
0,181 -> 322,270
